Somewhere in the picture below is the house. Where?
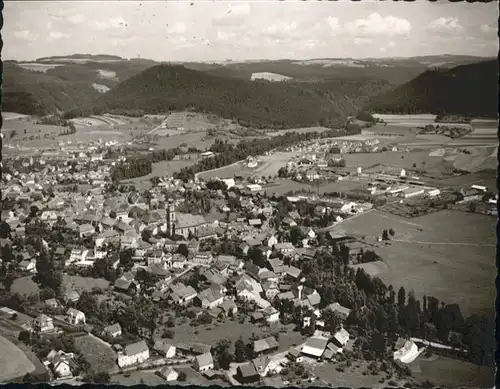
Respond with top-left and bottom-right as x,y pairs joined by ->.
169,283 -> 198,306
393,339 -> 418,363
46,350 -> 76,379
237,362 -> 260,383
253,336 -> 279,355
287,347 -> 304,363
114,277 -> 138,295
157,366 -> 179,382
194,352 -> 214,372
45,298 -> 60,308
33,314 -> 54,333
19,259 -> 36,273
153,340 -> 176,358
117,340 -> 150,368
220,299 -> 238,317
78,224 -> 95,238
246,184 -> 262,192
248,219 -> 262,227
275,242 -> 295,254
103,323 -> 122,338
262,305 -> 280,323
67,308 -> 86,325
301,336 -> 329,359
332,328 -> 350,347
325,302 -> 351,321
193,252 -> 214,265
63,290 -> 81,303
197,287 -> 224,310
252,356 -> 279,377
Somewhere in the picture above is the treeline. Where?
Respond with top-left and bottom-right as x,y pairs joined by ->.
363,60 -> 498,117
294,248 -> 494,366
66,65 -> 389,130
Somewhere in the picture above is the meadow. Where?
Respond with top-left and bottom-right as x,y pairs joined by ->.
11,275 -> 110,297
74,335 -> 117,373
0,335 -> 36,382
332,210 -> 495,317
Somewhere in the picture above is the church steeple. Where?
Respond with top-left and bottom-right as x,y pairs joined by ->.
166,200 -> 176,236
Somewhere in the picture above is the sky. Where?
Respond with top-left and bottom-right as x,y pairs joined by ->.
3,0 -> 499,62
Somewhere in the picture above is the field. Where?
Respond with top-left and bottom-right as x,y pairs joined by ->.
111,370 -> 168,386
11,275 -> 110,297
18,63 -> 64,73
74,335 -> 117,373
168,321 -> 306,353
312,360 -> 404,389
266,126 -> 331,136
0,335 -> 36,382
331,209 -> 495,317
125,160 -> 197,189
410,354 -> 494,388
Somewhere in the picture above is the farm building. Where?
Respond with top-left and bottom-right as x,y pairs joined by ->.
157,366 -> 179,381
33,314 -> 55,333
426,188 -> 441,197
222,178 -> 235,189
253,336 -> 279,355
247,184 -> 262,192
471,184 -> 488,192
393,338 -> 419,364
117,340 -> 150,368
400,188 -> 425,198
201,151 -> 214,158
237,363 -> 260,383
300,336 -> 329,359
103,323 -> 122,338
67,308 -> 86,325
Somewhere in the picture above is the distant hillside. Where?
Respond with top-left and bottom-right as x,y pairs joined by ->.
186,55 -> 492,85
66,64 -> 389,129
37,54 -> 124,63
2,60 -> 157,115
363,59 -> 498,117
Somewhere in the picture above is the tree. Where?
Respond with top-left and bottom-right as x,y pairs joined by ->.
213,339 -> 233,370
468,202 -> 477,213
178,371 -> 187,381
389,228 -> 395,237
382,229 -> 389,240
248,247 -> 266,267
34,251 -> 62,295
397,287 -> 406,310
289,227 -> 304,246
371,330 -> 387,360
177,244 -> 189,258
234,337 -> 246,362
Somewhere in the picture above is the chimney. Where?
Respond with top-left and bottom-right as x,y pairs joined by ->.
297,285 -> 303,300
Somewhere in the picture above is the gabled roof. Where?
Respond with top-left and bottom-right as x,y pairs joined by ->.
253,336 -> 279,353
238,362 -> 259,377
196,352 -> 213,367
124,340 -> 149,356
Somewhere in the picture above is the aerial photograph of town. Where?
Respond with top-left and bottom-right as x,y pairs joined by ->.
0,0 -> 497,388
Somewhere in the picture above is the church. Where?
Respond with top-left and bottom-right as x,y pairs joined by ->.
167,203 -> 208,239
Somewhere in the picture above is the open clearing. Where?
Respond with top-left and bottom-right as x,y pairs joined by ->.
331,210 -> 495,317
18,63 -> 64,72
410,355 -> 494,388
0,335 -> 36,382
74,335 -> 117,373
12,275 -> 110,297
125,160 -> 197,189
170,321 -> 306,353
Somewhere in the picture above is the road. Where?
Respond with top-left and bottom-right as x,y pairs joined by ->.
393,239 -> 495,247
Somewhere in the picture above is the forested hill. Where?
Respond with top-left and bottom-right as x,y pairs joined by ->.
67,64 -> 389,129
362,59 -> 498,117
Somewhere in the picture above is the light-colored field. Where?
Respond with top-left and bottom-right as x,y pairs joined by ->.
0,335 -> 36,382
92,83 -> 111,93
97,69 -> 117,79
2,112 -> 30,121
125,160 -> 197,189
18,63 -> 64,72
330,210 -> 496,316
74,335 -> 117,373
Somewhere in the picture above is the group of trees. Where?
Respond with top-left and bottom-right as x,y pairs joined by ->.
290,248 -> 494,366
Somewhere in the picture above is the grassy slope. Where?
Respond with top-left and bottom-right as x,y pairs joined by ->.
363,59 -> 498,117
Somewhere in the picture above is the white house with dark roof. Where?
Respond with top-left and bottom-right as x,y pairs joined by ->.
194,352 -> 214,372
67,308 -> 86,325
117,340 -> 150,368
103,323 -> 122,338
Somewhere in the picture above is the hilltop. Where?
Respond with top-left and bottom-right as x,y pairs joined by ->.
66,64 -> 390,129
2,60 -> 157,115
362,59 -> 498,117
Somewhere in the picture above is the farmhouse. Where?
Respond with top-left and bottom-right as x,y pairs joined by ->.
253,336 -> 279,355
324,302 -> 351,321
393,338 -> 419,364
247,184 -> 262,192
46,350 -> 76,378
67,308 -> 86,325
117,340 -> 150,368
103,323 -> 122,338
33,314 -> 55,333
153,340 -> 176,358
300,336 -> 328,359
194,352 -> 214,372
237,363 -> 260,383
158,366 -> 179,381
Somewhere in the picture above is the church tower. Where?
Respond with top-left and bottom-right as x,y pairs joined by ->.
166,201 -> 176,236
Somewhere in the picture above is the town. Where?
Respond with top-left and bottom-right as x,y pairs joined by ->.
0,129 -> 495,387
